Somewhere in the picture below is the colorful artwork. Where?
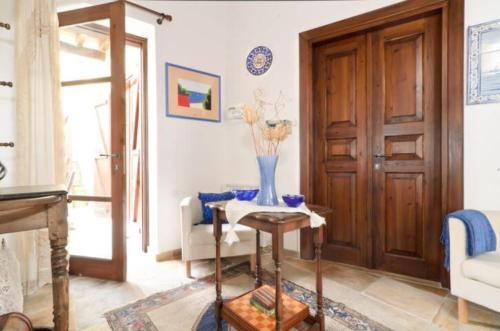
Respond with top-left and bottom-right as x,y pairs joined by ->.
166,63 -> 220,122
177,79 -> 211,110
467,19 -> 500,105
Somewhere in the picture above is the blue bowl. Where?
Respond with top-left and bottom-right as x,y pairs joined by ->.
233,189 -> 259,201
282,194 -> 305,208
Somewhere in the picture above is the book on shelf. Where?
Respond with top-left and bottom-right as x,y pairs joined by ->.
250,298 -> 275,317
251,286 -> 275,310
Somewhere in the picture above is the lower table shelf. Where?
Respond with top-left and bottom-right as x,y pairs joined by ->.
221,285 -> 310,331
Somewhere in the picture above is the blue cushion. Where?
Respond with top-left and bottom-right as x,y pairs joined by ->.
198,191 -> 235,224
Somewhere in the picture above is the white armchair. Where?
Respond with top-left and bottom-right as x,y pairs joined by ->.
180,196 -> 256,278
449,211 -> 500,322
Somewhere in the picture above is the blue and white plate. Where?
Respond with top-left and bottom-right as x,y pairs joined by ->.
246,46 -> 273,76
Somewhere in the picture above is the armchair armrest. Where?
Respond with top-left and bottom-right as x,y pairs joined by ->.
449,211 -> 500,293
449,217 -> 468,292
483,211 -> 500,248
180,196 -> 201,261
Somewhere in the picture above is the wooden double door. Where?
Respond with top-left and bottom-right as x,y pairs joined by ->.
313,13 -> 442,280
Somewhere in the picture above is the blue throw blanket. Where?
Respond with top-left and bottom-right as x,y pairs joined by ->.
441,209 -> 497,271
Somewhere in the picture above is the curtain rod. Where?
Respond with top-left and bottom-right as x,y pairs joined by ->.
124,1 -> 173,25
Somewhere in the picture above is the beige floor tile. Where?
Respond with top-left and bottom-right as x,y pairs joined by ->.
24,293 -> 77,330
279,260 -> 367,308
433,296 -> 500,331
322,263 -> 380,291
344,291 -> 441,331
22,247 -> 500,331
81,320 -> 111,331
363,276 -> 446,321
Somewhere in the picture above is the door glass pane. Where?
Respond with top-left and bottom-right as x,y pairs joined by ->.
68,201 -> 112,259
60,20 -> 111,82
60,20 -> 113,260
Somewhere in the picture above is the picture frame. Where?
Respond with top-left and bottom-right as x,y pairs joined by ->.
467,19 -> 500,105
165,63 -> 221,122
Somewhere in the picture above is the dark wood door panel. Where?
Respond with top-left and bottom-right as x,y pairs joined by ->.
326,138 -> 357,161
384,32 -> 424,124
385,135 -> 424,160
326,173 -> 357,248
313,34 -> 369,266
371,14 -> 442,280
301,0 -> 464,285
384,173 -> 424,258
325,51 -> 357,128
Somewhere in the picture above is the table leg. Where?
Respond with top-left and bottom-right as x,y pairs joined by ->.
213,209 -> 223,331
273,230 -> 283,331
48,199 -> 69,331
314,226 -> 325,331
255,230 -> 262,288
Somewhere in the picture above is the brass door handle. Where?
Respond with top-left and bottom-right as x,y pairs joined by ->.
99,153 -> 120,159
374,153 -> 391,159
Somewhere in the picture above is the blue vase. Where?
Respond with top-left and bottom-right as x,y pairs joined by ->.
257,155 -> 279,206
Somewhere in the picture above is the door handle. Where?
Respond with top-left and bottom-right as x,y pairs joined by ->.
99,153 -> 120,159
374,153 -> 391,159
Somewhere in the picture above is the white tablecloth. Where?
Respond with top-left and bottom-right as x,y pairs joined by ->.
223,200 -> 326,245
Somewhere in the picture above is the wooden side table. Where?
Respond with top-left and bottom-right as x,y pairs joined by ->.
0,185 -> 69,331
208,202 -> 331,331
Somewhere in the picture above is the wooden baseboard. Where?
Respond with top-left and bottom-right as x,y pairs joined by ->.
155,248 -> 182,262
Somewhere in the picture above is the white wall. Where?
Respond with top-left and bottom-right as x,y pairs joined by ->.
57,0 -> 230,254
129,0 -> 408,253
15,0 -> 497,256
223,0 -> 404,250
464,0 -> 500,210
134,1 -> 230,254
56,0 -> 406,254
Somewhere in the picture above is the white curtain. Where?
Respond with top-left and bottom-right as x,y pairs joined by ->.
14,0 -> 65,295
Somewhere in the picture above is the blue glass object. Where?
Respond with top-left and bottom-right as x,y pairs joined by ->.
233,189 -> 259,201
198,191 -> 235,224
282,194 -> 305,208
257,155 -> 279,206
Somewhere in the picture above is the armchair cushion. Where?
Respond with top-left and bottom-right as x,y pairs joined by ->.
462,251 -> 500,288
198,191 -> 235,224
190,223 -> 254,245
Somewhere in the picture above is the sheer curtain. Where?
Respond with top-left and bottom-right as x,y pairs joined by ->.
14,0 -> 65,295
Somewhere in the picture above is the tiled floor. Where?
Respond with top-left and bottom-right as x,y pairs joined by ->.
24,249 -> 500,331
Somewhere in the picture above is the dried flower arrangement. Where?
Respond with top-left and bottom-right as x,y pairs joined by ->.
242,89 -> 292,156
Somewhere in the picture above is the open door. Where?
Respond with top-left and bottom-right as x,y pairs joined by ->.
58,2 -> 127,281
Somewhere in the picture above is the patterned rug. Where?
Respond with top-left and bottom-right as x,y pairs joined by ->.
104,262 -> 391,331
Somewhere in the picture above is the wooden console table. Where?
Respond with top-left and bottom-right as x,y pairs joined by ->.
0,185 -> 69,331
208,202 -> 331,331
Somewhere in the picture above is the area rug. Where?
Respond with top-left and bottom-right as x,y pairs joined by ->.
104,262 -> 391,331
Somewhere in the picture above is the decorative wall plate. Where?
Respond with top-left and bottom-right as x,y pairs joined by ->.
246,46 -> 273,76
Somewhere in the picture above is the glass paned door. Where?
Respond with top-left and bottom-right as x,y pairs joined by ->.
63,82 -> 112,259
59,2 -> 126,281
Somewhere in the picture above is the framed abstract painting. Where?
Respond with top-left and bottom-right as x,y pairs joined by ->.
467,19 -> 500,105
165,63 -> 221,122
